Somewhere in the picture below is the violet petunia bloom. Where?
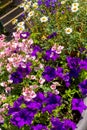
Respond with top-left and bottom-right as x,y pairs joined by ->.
27,101 -> 42,110
10,108 -> 34,128
17,62 -> 31,77
38,0 -> 61,8
69,68 -> 80,78
31,124 -> 48,130
10,71 -> 23,84
44,49 -> 59,61
79,59 -> 87,70
63,119 -> 76,130
66,56 -> 80,69
78,79 -> 87,95
31,45 -> 42,57
20,32 -> 30,39
56,67 -> 64,79
72,98 -> 87,114
42,92 -> 61,113
34,92 -> 46,104
42,66 -> 56,82
51,117 -> 66,130
47,32 -> 57,39
63,72 -> 71,87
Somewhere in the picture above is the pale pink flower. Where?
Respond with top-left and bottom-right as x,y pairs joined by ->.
30,75 -> 36,80
53,82 -> 61,86
53,89 -> 59,95
30,91 -> 36,98
3,103 -> 9,109
51,44 -> 57,51
6,64 -> 12,72
56,45 -> 64,54
0,115 -> 4,124
7,80 -> 13,84
0,34 -> 5,41
28,39 -> 33,45
39,64 -> 44,69
5,87 -> 11,93
0,82 -> 7,87
0,94 -> 6,101
50,84 -> 56,90
22,88 -> 36,101
0,108 -> 5,113
39,77 -> 45,84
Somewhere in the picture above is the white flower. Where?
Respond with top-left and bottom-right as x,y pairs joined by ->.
17,22 -> 24,27
28,11 -> 34,17
72,3 -> 79,7
65,27 -> 72,34
71,6 -> 79,12
27,1 -> 32,6
40,16 -> 48,23
17,26 -> 25,31
32,2 -> 38,9
19,3 -> 25,8
61,1 -> 66,4
24,5 -> 30,11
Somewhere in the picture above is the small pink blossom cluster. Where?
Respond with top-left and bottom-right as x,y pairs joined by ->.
52,44 -> 64,54
50,82 -> 60,95
22,87 -> 37,101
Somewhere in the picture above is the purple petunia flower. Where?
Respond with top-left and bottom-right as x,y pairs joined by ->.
17,62 -> 31,77
10,62 -> 32,84
42,92 -> 61,113
10,71 -> 23,84
63,119 -> 76,130
34,92 -> 46,103
8,92 -> 62,128
63,72 -> 71,87
47,32 -> 57,39
42,66 -> 56,82
56,67 -> 64,79
78,79 -> 87,95
69,68 -> 80,78
79,59 -> 87,70
31,124 -> 48,130
51,117 -> 66,130
20,32 -> 30,39
44,49 -> 59,61
31,45 -> 42,57
27,101 -> 42,110
72,98 -> 87,114
66,56 -> 80,69
38,0 -> 61,7
10,108 -> 34,128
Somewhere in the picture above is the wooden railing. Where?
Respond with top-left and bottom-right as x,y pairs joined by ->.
0,0 -> 13,10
